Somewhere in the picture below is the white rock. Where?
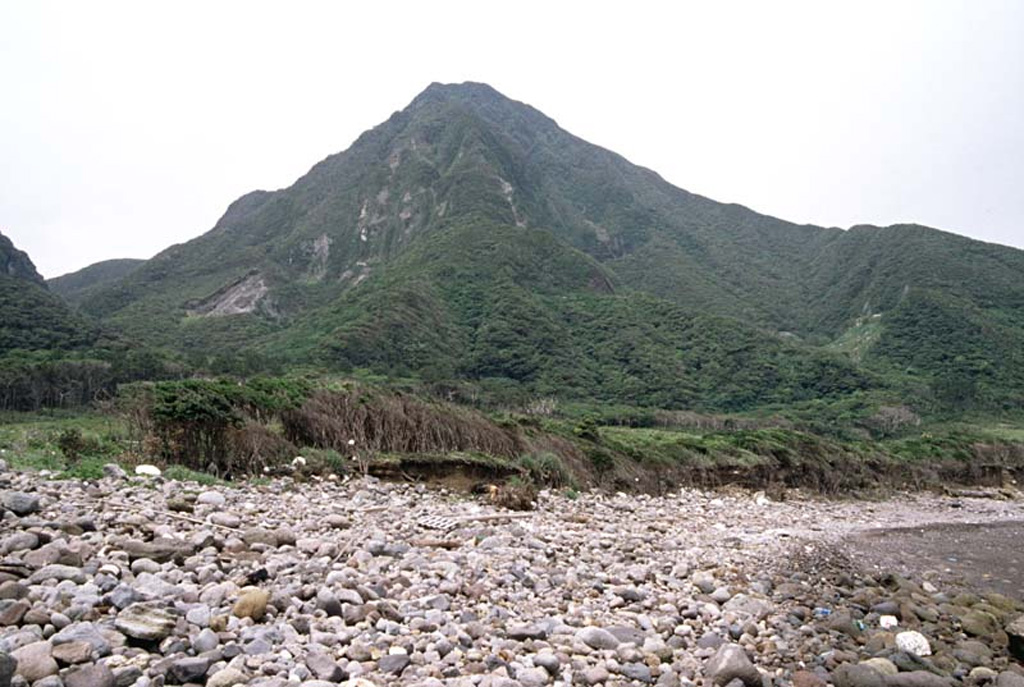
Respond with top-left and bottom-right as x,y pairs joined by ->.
879,615 -> 899,629
197,491 -> 226,507
98,563 -> 121,577
135,464 -> 162,478
895,630 -> 932,656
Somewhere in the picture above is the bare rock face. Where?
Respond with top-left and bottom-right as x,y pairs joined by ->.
187,272 -> 271,318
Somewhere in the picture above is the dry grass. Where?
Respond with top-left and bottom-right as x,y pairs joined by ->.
281,389 -> 522,458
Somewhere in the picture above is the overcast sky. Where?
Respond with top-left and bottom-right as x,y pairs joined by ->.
2,1 -> 1022,278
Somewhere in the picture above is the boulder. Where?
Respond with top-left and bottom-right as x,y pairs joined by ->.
705,643 -> 761,687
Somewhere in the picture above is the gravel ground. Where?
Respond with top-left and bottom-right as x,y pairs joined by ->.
0,462 -> 1023,687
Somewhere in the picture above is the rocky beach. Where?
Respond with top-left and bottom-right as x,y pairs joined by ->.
1,463 -> 1023,687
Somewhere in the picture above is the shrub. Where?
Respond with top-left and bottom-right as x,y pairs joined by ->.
519,451 -> 569,487
281,388 -> 522,458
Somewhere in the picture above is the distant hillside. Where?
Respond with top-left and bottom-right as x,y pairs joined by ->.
76,83 -> 1024,415
0,231 -> 98,353
49,258 -> 145,306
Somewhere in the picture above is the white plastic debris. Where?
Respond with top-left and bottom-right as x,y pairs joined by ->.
896,630 -> 931,656
291,456 -> 307,468
134,464 -> 161,478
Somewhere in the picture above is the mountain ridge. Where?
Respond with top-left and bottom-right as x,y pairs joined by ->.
67,81 -> 1024,414
0,230 -> 98,353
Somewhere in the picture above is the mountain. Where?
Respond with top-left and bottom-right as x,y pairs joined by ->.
0,231 -> 97,353
49,258 -> 145,307
77,82 -> 1024,414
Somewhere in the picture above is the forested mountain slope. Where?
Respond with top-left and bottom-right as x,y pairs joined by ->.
72,83 -> 1024,413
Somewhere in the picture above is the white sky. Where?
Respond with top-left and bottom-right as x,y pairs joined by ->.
1,0 -> 1022,278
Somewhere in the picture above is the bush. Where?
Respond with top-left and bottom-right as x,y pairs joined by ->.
56,428 -> 104,463
281,387 -> 522,458
519,451 -> 569,487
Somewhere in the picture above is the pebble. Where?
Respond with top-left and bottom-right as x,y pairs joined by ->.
896,630 -> 933,657
0,467 -> 1016,687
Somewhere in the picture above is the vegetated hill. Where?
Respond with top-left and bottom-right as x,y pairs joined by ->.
49,258 -> 145,306
78,82 -> 1024,415
0,231 -> 98,353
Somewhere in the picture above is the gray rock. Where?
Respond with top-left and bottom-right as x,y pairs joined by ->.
102,463 -> 127,479
50,640 -> 92,665
0,651 -> 15,687
10,641 -> 57,682
534,653 -> 561,675
64,663 -> 116,687
1007,615 -> 1024,661
316,589 -> 342,617
170,656 -> 212,684
0,582 -> 27,601
507,624 -> 548,641
133,572 -> 182,599
621,663 -> 654,683
0,600 -> 28,626
722,594 -> 773,621
613,586 -> 646,602
210,512 -> 242,528
518,667 -> 550,687
197,491 -> 226,506
1,492 -> 40,516
114,603 -> 177,641
997,673 -> 1024,687
335,588 -> 363,606
186,604 -> 212,627
378,654 -> 411,675
243,527 -> 278,547
208,668 -> 248,687
692,571 -> 717,594
582,666 -> 610,685
832,664 -> 887,687
108,584 -> 140,610
306,651 -> 346,682
121,538 -> 189,563
1,532 -> 39,554
607,625 -> 646,646
705,643 -> 761,687
193,628 -> 219,653
885,672 -> 954,687
711,587 -> 733,604
576,626 -> 620,650
28,564 -> 86,584
112,665 -> 144,686
51,622 -> 111,658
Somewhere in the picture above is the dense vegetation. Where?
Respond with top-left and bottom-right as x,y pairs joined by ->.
3,84 -> 1023,491
48,258 -> 144,306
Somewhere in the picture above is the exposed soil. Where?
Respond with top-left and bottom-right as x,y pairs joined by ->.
847,519 -> 1024,599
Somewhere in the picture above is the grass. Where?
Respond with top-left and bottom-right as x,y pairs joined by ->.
163,464 -> 224,486
0,410 -> 127,476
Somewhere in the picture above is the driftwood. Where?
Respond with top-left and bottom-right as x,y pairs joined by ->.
412,538 -> 461,550
451,512 -> 534,523
106,503 -> 243,533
